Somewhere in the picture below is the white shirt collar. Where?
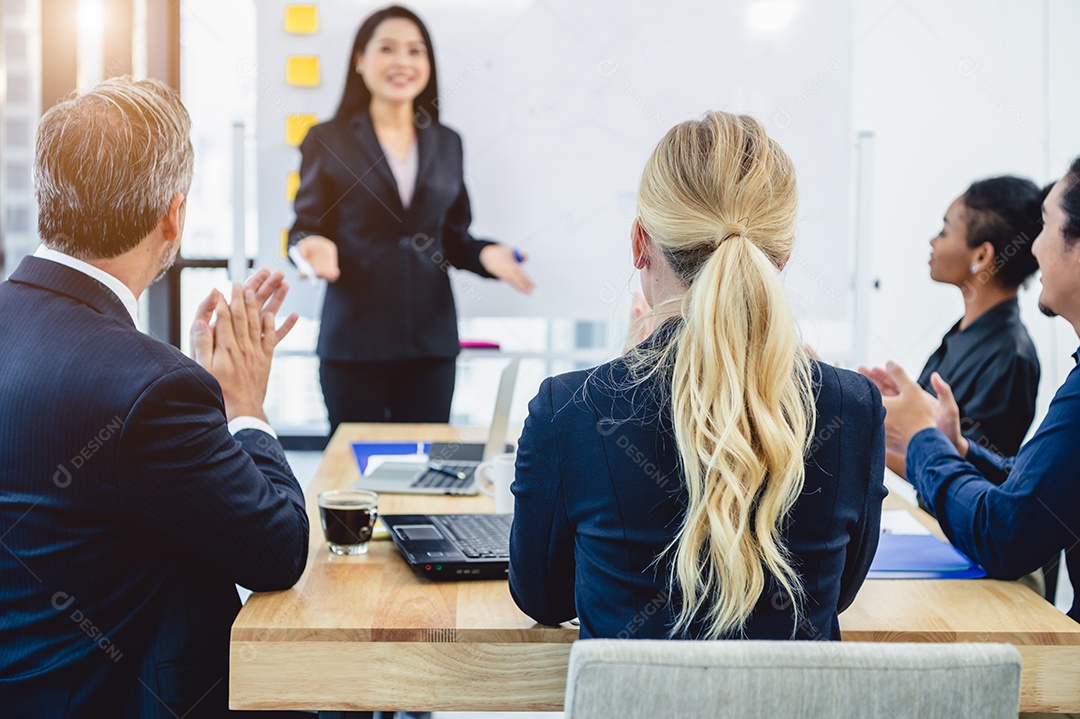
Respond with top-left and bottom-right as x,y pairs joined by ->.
33,244 -> 142,331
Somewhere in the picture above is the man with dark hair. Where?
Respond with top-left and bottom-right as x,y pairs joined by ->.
0,77 -> 309,716
863,157 -> 1080,623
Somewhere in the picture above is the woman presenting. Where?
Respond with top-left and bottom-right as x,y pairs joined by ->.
289,5 -> 533,429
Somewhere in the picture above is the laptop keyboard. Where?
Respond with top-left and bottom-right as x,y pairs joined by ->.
409,463 -> 476,490
433,514 -> 512,559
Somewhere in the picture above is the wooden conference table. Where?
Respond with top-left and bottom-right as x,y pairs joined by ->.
230,424 -> 1080,714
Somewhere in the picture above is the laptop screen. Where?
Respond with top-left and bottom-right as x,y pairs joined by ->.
483,358 -> 519,461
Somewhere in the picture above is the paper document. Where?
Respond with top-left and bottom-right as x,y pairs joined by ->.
880,508 -> 932,535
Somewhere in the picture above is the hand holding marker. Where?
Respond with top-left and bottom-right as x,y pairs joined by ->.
478,244 -> 534,294
510,248 -> 535,294
288,245 -> 318,285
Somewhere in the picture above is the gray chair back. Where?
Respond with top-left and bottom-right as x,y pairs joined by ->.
564,639 -> 1021,719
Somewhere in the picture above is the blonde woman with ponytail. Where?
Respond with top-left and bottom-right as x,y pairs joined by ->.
509,112 -> 886,640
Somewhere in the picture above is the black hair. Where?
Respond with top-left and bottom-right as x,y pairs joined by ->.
961,175 -> 1042,289
1061,156 -> 1080,248
333,6 -> 440,126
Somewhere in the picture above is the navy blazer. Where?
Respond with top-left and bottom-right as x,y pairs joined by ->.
0,258 -> 310,717
510,328 -> 886,641
908,348 -> 1080,622
289,111 -> 495,362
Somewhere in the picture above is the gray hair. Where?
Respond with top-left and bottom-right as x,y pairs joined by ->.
34,76 -> 194,259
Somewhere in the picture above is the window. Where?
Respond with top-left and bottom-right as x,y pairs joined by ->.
0,0 -> 41,278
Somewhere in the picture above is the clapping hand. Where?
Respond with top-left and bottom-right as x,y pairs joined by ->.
191,269 -> 299,422
858,362 -> 966,457
926,371 -> 967,456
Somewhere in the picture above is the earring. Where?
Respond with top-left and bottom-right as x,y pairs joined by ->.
970,262 -> 979,273
355,66 -> 362,75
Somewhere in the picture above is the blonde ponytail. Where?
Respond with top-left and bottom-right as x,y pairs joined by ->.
632,112 -> 816,638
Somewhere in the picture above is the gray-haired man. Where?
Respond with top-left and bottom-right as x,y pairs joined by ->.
0,76 -> 308,717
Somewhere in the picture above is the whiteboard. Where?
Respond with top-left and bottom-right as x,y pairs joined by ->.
255,0 -> 853,324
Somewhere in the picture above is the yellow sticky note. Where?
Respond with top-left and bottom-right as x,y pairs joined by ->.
285,113 -> 318,147
281,229 -> 290,257
285,171 -> 300,202
284,4 -> 318,34
286,56 -> 320,87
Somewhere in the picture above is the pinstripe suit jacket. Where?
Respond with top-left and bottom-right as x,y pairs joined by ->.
0,257 -> 309,718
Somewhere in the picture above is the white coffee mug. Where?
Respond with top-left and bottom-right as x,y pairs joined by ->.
476,452 -> 516,515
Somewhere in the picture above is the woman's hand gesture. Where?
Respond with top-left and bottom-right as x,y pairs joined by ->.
297,236 -> 341,282
480,244 -> 535,294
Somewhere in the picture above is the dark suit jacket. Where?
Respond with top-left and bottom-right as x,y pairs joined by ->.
289,111 -> 495,362
509,326 -> 886,641
0,257 -> 310,718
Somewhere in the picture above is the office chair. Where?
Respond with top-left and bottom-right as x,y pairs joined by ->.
564,639 -> 1021,719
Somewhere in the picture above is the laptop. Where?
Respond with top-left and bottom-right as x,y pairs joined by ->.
381,513 -> 512,580
352,359 -> 519,495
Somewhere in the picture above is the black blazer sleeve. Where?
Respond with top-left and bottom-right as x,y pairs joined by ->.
836,374 -> 886,613
509,376 -> 577,625
440,132 -> 495,278
288,127 -> 336,249
115,366 -> 309,592
442,181 -> 494,277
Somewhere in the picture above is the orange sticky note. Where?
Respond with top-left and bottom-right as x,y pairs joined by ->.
285,113 -> 318,147
286,56 -> 320,87
285,171 -> 300,202
284,5 -> 318,34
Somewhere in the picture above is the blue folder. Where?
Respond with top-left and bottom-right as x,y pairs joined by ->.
867,533 -> 987,580
350,442 -> 431,474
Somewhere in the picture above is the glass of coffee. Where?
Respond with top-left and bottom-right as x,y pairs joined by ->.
317,489 -> 379,555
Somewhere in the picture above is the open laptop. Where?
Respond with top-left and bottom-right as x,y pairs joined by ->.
381,513 -> 512,580
352,359 -> 519,495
